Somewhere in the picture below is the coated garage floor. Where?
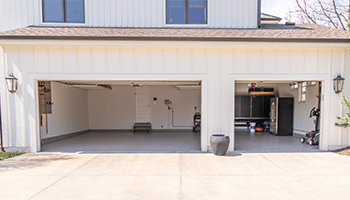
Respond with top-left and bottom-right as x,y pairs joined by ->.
41,130 -> 320,153
235,130 -> 320,153
41,130 -> 201,153
1,152 -> 350,200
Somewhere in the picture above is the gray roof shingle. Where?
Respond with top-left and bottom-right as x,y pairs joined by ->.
1,24 -> 350,43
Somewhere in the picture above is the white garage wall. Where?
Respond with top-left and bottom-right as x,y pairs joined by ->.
88,85 -> 201,130
1,44 -> 348,152
41,82 -> 89,139
289,83 -> 320,135
150,85 -> 201,129
88,86 -> 135,130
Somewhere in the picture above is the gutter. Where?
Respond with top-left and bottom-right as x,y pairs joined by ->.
0,107 -> 3,152
258,0 -> 262,28
1,35 -> 350,44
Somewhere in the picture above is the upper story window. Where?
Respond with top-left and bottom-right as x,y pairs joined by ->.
43,0 -> 85,23
166,0 -> 207,24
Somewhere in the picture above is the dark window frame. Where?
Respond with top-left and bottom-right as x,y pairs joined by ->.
166,0 -> 207,25
42,0 -> 85,23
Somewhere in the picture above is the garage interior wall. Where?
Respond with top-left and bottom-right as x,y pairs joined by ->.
88,85 -> 201,130
235,82 -> 319,135
40,82 -> 89,139
40,84 -> 201,139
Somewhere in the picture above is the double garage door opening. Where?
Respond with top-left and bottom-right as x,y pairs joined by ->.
38,80 -> 202,153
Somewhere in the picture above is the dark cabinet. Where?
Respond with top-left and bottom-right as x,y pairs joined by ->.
235,95 -> 271,119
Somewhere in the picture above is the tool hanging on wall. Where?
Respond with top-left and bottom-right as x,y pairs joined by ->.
38,81 -> 53,134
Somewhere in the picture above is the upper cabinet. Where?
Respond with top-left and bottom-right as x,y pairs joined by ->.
0,0 -> 260,32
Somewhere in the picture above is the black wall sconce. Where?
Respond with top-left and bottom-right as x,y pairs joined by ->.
333,74 -> 345,94
5,73 -> 18,94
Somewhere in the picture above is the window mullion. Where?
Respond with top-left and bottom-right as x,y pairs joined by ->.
63,0 -> 66,22
185,0 -> 188,24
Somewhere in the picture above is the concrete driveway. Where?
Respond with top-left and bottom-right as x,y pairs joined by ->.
0,152 -> 349,200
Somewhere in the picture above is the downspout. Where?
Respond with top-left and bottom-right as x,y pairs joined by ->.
0,95 -> 4,152
258,0 -> 262,28
0,124 -> 3,152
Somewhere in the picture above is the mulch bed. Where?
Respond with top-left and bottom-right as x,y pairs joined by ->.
333,147 -> 350,156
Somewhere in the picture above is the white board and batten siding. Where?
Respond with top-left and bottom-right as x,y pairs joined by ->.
1,44 -> 349,152
3,46 -> 338,76
0,0 -> 259,32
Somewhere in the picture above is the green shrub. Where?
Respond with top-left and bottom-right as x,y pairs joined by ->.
336,95 -> 350,128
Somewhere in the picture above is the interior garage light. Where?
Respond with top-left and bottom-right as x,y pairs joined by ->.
131,83 -> 143,87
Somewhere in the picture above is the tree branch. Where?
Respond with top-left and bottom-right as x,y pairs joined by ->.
318,0 -> 339,28
332,0 -> 347,30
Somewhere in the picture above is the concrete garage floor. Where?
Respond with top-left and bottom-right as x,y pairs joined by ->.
1,152 -> 350,200
235,130 -> 320,153
41,130 -> 201,153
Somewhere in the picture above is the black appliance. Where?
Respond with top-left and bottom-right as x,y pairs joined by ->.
270,97 -> 294,136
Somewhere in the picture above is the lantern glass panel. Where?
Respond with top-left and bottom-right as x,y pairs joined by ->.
5,76 -> 18,93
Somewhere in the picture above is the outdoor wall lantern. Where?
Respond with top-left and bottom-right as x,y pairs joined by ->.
333,74 -> 345,94
5,73 -> 18,94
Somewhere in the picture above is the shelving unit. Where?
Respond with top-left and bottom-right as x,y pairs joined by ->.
234,95 -> 273,128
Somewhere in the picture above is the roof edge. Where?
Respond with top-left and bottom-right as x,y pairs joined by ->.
1,35 -> 350,44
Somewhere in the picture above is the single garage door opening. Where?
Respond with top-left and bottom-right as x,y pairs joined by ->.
234,80 -> 322,153
38,80 -> 202,153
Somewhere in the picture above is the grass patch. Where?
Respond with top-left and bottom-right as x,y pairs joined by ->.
0,152 -> 25,161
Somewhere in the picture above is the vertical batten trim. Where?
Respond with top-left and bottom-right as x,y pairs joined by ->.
106,47 -> 110,74
340,49 -> 346,145
205,48 -> 208,75
316,49 -> 320,75
273,49 -> 277,75
260,48 -> 264,75
18,47 -> 27,147
218,49 -> 222,131
231,48 -> 235,75
302,48 -> 305,75
133,48 -> 136,75
2,48 -> 11,147
190,48 -> 194,75
148,48 -> 151,75
135,47 -> 138,74
328,49 -> 332,75
34,47 -> 38,74
77,48 -> 81,75
176,48 -> 179,75
162,48 -> 165,75
246,49 -> 250,75
288,49 -> 291,75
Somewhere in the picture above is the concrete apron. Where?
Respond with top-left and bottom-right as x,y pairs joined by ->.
0,152 -> 350,200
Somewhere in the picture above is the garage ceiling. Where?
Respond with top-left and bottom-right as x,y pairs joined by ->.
55,80 -> 201,90
57,80 -> 201,86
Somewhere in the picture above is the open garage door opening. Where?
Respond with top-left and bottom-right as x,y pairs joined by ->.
234,80 -> 323,153
38,80 -> 202,153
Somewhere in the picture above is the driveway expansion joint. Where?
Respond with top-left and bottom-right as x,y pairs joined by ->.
27,154 -> 100,200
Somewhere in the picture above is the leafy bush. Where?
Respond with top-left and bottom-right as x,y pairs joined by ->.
336,95 -> 350,128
